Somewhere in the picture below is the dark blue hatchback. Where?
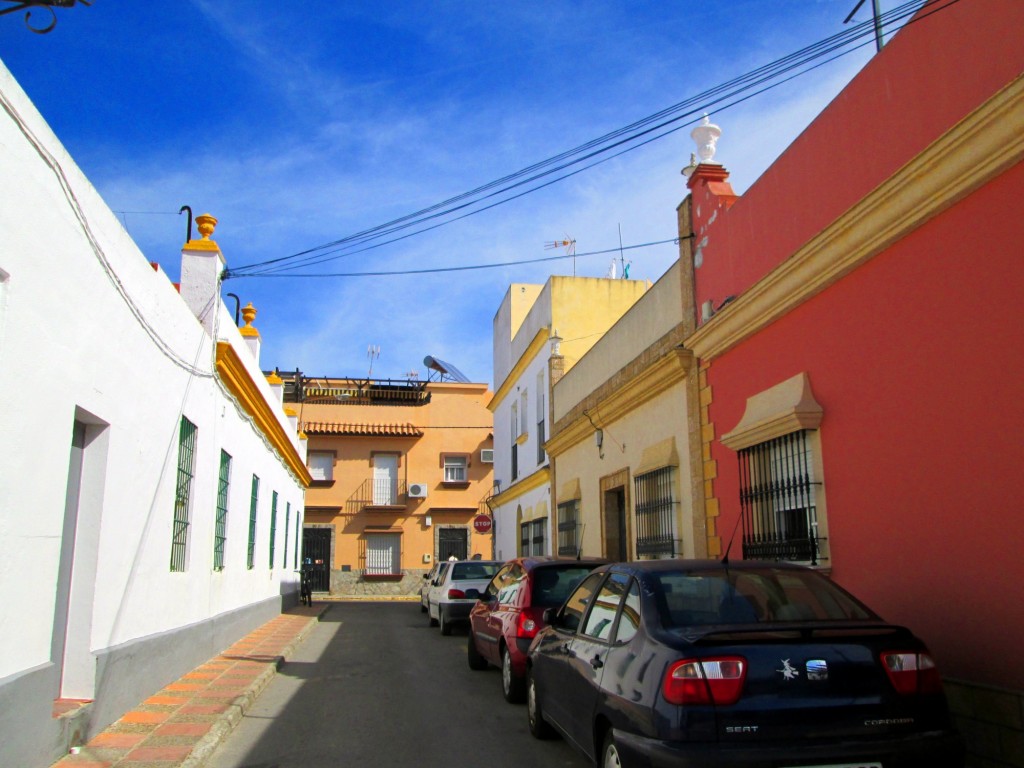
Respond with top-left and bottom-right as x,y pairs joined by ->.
526,560 -> 965,768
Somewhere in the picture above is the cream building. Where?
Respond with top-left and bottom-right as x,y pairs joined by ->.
489,277 -> 650,560
547,247 -> 705,562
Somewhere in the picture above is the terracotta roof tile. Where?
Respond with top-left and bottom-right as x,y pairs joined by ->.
301,422 -> 424,437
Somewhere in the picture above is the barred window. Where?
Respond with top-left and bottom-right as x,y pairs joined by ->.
247,475 -> 259,570
443,455 -> 467,482
283,502 -> 291,569
738,430 -> 822,564
170,417 -> 197,572
634,466 -> 678,559
213,450 -> 231,570
520,518 -> 547,556
269,491 -> 278,569
557,499 -> 580,557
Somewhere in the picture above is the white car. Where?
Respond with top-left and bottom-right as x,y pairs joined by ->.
420,560 -> 448,613
427,559 -> 502,635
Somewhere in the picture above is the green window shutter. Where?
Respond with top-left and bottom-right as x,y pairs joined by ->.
247,475 -> 260,569
213,450 -> 231,570
269,491 -> 278,569
170,417 -> 197,572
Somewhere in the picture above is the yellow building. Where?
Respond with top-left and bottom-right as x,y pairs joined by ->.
282,373 -> 493,596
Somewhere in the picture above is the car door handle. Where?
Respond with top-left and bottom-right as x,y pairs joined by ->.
590,655 -> 604,669
562,643 -> 575,657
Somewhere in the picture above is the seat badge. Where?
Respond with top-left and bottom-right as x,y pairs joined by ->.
777,659 -> 800,680
806,659 -> 829,681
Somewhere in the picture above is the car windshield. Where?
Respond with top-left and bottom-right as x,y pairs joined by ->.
450,562 -> 499,581
655,567 -> 875,628
530,566 -> 595,607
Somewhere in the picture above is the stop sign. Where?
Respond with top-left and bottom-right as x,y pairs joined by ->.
473,514 -> 493,534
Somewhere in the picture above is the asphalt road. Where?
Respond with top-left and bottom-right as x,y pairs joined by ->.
204,601 -> 590,768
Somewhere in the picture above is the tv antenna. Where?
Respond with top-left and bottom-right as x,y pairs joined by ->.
844,0 -> 884,53
545,236 -> 577,276
367,344 -> 380,378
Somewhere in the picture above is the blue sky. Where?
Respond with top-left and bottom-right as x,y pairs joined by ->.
0,1 -> 896,386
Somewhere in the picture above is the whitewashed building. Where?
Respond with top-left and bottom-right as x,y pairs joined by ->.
0,61 -> 310,767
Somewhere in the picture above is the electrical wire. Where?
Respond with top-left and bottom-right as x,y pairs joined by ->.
229,237 -> 680,279
225,0 -> 955,280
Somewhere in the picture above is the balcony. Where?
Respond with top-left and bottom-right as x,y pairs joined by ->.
345,478 -> 410,513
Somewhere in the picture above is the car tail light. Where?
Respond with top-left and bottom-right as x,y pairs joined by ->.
881,651 -> 942,695
515,608 -> 543,639
447,588 -> 467,599
663,657 -> 746,706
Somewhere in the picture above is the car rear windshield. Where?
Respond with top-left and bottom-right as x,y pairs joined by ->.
655,568 -> 875,628
530,566 -> 596,607
451,562 -> 499,581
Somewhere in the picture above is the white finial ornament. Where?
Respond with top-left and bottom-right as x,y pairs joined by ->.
691,114 -> 722,164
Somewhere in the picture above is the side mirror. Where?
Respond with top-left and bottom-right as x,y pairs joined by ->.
464,588 -> 481,600
422,573 -> 430,580
543,607 -> 558,625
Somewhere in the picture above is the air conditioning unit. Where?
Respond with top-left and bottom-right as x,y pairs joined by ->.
480,448 -> 494,463
408,482 -> 429,498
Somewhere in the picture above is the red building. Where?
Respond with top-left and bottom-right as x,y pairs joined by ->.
684,1 -> 1024,763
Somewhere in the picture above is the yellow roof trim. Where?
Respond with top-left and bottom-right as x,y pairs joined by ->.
488,327 -> 550,412
492,466 -> 550,507
215,341 -> 312,487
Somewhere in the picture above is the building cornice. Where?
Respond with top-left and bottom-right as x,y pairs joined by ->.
686,73 -> 1024,361
488,327 -> 550,412
492,466 -> 551,507
215,342 -> 313,487
547,345 -> 692,457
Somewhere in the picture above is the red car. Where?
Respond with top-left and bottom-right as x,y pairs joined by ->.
467,556 -> 607,702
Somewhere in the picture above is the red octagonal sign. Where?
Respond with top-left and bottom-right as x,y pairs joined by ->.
473,514 -> 493,534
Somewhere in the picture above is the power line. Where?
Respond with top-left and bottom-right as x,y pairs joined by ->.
225,0 -> 953,280
228,238 -> 682,279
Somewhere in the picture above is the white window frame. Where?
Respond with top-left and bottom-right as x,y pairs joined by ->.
308,451 -> 334,482
443,455 -> 467,483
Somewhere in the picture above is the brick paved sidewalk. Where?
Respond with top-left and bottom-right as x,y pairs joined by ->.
52,603 -> 328,768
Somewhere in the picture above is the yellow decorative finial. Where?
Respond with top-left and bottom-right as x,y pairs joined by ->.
195,213 -> 218,239
239,302 -> 260,338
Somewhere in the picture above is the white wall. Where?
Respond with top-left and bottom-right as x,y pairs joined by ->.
0,60 -> 306,767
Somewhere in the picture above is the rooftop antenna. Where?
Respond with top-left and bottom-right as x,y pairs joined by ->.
617,224 -> 631,279
403,370 -> 420,381
844,0 -> 884,53
545,236 -> 576,276
367,344 -> 380,378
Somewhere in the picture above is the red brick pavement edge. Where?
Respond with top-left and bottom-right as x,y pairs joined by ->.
51,603 -> 328,768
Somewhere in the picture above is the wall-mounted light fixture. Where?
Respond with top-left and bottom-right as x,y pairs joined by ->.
424,515 -> 432,527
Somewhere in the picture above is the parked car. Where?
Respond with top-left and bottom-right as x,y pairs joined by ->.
420,560 -> 448,613
427,559 -> 502,635
527,559 -> 965,768
467,556 -> 607,702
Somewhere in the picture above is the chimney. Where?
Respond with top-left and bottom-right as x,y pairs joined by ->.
179,213 -> 224,336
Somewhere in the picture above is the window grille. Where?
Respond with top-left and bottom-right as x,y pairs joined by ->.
366,532 -> 400,575
520,518 -> 547,556
511,442 -> 518,481
634,466 -> 678,558
247,475 -> 259,570
269,491 -> 278,569
170,417 -> 197,572
294,511 -> 301,569
738,430 -> 821,564
283,502 -> 290,569
213,450 -> 230,570
557,500 -> 580,556
536,372 -> 546,465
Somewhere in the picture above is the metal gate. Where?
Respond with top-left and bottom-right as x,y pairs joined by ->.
302,527 -> 331,592
437,528 -> 468,561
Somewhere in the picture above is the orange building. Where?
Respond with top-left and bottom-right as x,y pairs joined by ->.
279,372 -> 494,596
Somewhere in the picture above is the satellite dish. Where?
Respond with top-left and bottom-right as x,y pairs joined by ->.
424,356 -> 470,383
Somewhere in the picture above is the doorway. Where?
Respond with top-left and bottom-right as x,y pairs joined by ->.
302,527 -> 332,591
438,527 -> 468,561
603,487 -> 628,561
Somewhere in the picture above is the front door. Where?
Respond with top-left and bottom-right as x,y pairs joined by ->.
603,487 -> 627,561
438,527 -> 468,561
302,527 -> 332,591
373,454 -> 398,505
